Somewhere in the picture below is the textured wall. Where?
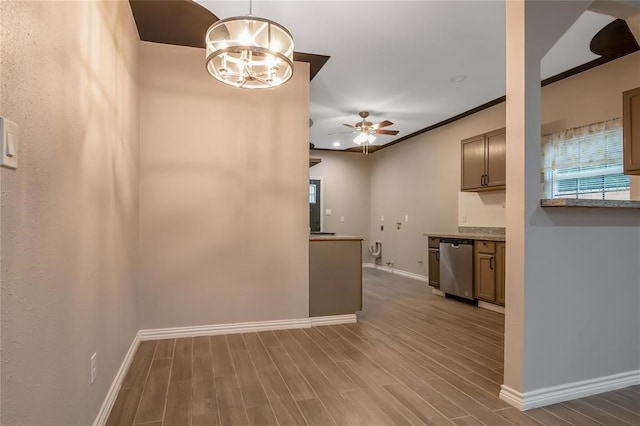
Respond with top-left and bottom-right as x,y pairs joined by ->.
518,50 -> 640,392
138,42 -> 309,329
458,191 -> 506,227
308,150 -> 370,246
0,1 -> 140,424
369,51 -> 640,277
369,104 -> 505,276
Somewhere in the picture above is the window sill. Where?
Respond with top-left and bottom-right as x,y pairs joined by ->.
540,199 -> 640,209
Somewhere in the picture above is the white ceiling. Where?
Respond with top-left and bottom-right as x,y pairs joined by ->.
197,1 -> 616,150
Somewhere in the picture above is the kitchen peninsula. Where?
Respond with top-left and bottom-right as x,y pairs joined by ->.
309,235 -> 363,317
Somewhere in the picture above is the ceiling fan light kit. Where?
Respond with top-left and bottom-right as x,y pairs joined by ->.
354,133 -> 376,145
341,111 -> 399,153
205,0 -> 294,89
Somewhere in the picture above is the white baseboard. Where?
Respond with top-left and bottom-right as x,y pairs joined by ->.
138,317 -> 314,340
478,300 -> 505,314
431,288 -> 445,297
97,313 -> 356,423
310,314 -> 357,326
499,370 -> 640,410
93,331 -> 141,426
363,263 -> 427,282
138,314 -> 357,341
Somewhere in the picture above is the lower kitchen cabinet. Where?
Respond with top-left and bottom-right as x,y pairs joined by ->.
428,237 -> 440,288
428,249 -> 440,288
474,240 -> 505,306
495,242 -> 506,305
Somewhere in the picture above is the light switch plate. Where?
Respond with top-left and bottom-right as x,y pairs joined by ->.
1,117 -> 18,169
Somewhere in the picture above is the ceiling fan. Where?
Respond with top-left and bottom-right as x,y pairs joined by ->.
340,111 -> 399,154
343,111 -> 399,138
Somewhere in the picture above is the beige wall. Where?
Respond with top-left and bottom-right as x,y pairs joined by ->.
138,42 -> 310,329
542,51 -> 640,198
541,52 -> 640,133
369,51 -> 640,277
1,1 -> 140,424
309,150 -> 370,244
458,190 -> 506,227
458,51 -> 640,227
505,1 -> 639,397
369,104 -> 505,275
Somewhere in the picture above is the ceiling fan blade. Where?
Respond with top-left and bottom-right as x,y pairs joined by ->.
342,123 -> 357,128
374,129 -> 399,135
373,120 -> 394,129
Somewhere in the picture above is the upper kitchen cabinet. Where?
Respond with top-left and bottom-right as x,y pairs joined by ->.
461,128 -> 506,191
623,87 -> 640,175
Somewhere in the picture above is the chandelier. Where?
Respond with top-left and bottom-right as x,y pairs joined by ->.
205,1 -> 294,89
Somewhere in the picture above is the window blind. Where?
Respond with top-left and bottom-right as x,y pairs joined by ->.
542,118 -> 629,200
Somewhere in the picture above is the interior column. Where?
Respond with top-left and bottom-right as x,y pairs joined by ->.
502,0 -> 591,409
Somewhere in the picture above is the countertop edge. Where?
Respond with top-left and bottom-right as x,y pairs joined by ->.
540,199 -> 640,209
309,236 -> 364,242
424,232 -> 506,242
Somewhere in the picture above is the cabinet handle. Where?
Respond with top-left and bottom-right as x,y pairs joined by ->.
485,174 -> 489,186
490,256 -> 494,270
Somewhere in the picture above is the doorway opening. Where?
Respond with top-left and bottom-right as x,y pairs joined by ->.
309,178 -> 322,232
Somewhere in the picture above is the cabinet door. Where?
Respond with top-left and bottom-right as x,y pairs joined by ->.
623,87 -> 640,175
428,237 -> 440,249
485,129 -> 506,188
495,242 -> 506,306
428,249 -> 440,289
475,252 -> 496,302
461,136 -> 486,190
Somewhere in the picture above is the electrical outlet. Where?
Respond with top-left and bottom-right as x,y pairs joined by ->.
90,353 -> 97,384
381,215 -> 384,221
340,216 -> 345,222
405,215 -> 409,222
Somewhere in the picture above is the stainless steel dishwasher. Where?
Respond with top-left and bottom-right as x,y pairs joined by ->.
439,238 -> 474,300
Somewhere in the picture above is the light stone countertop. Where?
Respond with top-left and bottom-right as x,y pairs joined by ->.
425,226 -> 506,242
540,199 -> 640,209
309,235 -> 364,242
425,232 -> 506,242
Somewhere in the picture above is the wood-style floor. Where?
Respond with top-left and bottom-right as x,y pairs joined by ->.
107,268 -> 640,425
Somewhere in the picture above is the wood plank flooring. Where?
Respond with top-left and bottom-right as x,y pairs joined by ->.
107,268 -> 640,425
